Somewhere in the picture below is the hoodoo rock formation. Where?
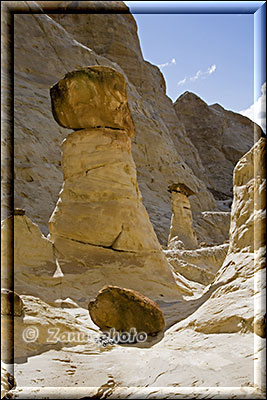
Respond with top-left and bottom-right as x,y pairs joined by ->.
6,2 -> 261,245
168,183 -> 198,249
7,3 -> 218,245
48,66 -> 182,301
1,2 -> 266,397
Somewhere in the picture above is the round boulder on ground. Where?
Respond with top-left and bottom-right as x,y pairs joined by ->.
88,285 -> 165,335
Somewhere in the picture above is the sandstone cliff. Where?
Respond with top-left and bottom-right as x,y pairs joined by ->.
2,0 -> 220,246
2,1 -> 261,245
1,1 -> 266,398
173,137 -> 266,336
174,91 -> 263,209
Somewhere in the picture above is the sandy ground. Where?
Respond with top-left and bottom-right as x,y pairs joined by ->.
4,307 -> 265,399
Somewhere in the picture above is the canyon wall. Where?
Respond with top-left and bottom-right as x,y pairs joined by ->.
1,2 -> 266,395
174,92 -> 263,208
2,2 -> 263,247
3,0 -> 261,246
175,137 -> 266,336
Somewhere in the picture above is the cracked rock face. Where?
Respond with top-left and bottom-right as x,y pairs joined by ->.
193,211 -> 231,246
230,137 -> 266,254
48,67 -> 182,301
88,285 -> 165,335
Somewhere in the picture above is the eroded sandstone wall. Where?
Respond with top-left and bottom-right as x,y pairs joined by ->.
173,92 -> 263,207
2,1 -> 262,247
175,138 -> 266,336
2,1 -> 218,246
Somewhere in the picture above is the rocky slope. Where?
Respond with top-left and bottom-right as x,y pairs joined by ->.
169,138 -> 266,337
2,138 -> 265,397
174,92 -> 263,208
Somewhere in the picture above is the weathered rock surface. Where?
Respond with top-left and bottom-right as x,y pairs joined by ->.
229,137 -> 266,254
9,322 -> 265,399
173,92 -> 263,208
1,294 -> 101,364
0,213 -> 183,308
48,67 -> 182,302
174,138 -> 266,335
3,2 -> 218,245
1,214 -> 56,302
1,214 -> 54,271
1,2 -> 265,397
88,285 -> 165,334
1,289 -> 25,364
54,298 -> 79,309
165,243 -> 229,286
168,183 -> 198,249
49,128 -> 160,252
193,211 -> 231,245
2,137 -> 265,397
50,66 -> 134,136
1,289 -> 24,317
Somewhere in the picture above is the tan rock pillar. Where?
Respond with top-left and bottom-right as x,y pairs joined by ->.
48,66 -> 182,301
168,183 -> 198,249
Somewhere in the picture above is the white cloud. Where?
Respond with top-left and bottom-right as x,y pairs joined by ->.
178,77 -> 186,86
158,58 -> 176,68
190,69 -> 202,82
190,64 -> 216,82
239,82 -> 266,132
208,64 -> 216,74
177,64 -> 216,87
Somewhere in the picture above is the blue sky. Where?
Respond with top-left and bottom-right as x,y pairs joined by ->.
125,1 -> 266,131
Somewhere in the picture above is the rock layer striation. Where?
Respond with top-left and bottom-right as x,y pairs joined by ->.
49,66 -> 182,301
